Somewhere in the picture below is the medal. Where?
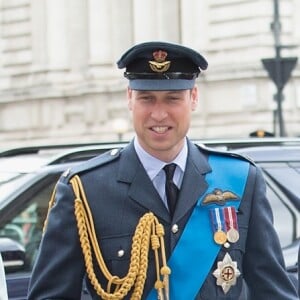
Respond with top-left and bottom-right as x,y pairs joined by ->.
214,230 -> 227,245
213,253 -> 241,294
224,206 -> 239,243
227,228 -> 239,243
210,208 -> 227,245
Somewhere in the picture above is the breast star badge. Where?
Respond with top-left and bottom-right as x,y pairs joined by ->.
213,253 -> 241,294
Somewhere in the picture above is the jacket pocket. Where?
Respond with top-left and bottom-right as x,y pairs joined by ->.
98,234 -> 133,278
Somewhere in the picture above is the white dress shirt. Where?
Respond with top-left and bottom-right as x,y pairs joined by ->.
134,137 -> 187,209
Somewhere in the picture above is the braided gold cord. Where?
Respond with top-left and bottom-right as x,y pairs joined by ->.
70,175 -> 170,300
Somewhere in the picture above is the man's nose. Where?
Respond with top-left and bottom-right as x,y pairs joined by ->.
150,103 -> 168,121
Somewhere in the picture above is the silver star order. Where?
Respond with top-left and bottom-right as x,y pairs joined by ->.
213,253 -> 241,294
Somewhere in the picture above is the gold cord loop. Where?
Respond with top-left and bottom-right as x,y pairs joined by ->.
68,175 -> 170,300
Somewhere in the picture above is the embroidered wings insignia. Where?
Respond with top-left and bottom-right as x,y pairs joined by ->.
202,188 -> 238,205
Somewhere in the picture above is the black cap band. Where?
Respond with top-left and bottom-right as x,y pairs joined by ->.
124,72 -> 199,80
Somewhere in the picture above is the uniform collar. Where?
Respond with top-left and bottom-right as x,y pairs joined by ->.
133,137 -> 187,181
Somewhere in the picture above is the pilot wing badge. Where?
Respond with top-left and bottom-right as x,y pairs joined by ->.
202,188 -> 238,206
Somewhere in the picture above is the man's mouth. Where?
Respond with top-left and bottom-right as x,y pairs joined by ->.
151,126 -> 170,134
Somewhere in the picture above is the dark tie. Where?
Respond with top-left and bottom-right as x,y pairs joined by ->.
163,163 -> 179,217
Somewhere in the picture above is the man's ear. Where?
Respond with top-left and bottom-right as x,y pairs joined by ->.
127,87 -> 133,110
191,86 -> 199,110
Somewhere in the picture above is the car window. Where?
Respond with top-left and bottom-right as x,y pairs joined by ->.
261,164 -> 300,248
0,172 -> 22,184
0,178 -> 57,272
266,185 -> 296,247
266,166 -> 300,209
0,173 -> 37,207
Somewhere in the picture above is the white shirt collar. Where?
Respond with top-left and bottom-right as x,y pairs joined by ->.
134,137 -> 187,181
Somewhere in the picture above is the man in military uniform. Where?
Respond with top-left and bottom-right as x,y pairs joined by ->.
28,41 -> 299,299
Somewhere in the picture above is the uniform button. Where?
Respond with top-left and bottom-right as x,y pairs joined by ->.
171,224 -> 179,234
117,249 -> 125,257
62,168 -> 70,177
224,242 -> 230,249
110,149 -> 119,156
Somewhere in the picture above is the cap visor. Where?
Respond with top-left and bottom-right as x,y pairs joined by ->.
129,79 -> 195,91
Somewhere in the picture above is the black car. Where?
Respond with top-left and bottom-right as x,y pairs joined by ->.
0,139 -> 299,299
0,142 -> 126,299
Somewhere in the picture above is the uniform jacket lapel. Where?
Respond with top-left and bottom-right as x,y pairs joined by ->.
117,141 -> 170,222
117,140 -> 211,223
173,141 -> 211,222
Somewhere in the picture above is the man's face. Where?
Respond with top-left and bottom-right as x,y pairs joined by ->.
127,87 -> 198,162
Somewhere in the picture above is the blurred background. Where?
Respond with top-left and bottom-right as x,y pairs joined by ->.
0,0 -> 299,147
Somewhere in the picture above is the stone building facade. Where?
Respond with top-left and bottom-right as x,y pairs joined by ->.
0,0 -> 299,147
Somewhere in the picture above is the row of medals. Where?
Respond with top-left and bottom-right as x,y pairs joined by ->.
212,207 -> 239,247
214,225 -> 239,247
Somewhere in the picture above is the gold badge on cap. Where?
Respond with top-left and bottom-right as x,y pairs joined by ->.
213,253 -> 241,294
149,50 -> 170,73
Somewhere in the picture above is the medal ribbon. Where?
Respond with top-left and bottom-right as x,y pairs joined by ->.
224,206 -> 238,232
147,154 -> 250,300
210,208 -> 226,233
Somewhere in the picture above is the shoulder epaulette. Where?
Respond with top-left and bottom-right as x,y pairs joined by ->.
196,143 -> 256,165
60,148 -> 122,181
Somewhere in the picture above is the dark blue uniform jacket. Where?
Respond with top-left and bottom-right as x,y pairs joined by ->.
28,140 -> 299,299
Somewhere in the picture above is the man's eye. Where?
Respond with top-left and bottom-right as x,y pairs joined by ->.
139,96 -> 152,101
168,97 -> 180,101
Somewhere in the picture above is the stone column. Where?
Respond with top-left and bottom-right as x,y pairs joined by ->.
45,0 -> 68,69
132,0 -> 180,42
66,0 -> 89,74
88,0 -> 111,65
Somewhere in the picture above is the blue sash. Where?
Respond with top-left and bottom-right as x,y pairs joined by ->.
147,154 -> 249,300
